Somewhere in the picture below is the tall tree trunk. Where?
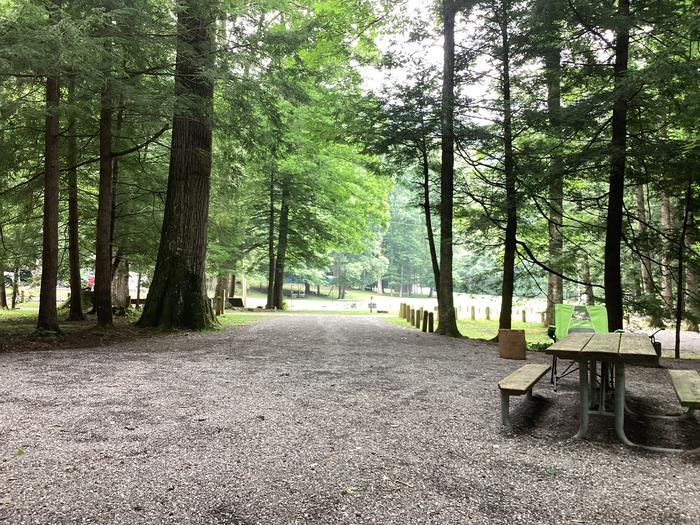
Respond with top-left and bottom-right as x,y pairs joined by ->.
422,144 -> 440,296
437,0 -> 460,337
66,77 -> 84,321
214,274 -> 227,315
266,169 -> 276,309
635,185 -> 654,294
11,267 -> 20,309
272,180 -> 290,310
376,275 -> 383,294
136,272 -> 142,309
37,70 -> 60,332
229,273 -> 235,297
138,0 -> 216,330
660,193 -> 673,308
111,258 -> 129,309
543,6 -> 563,326
603,0 -> 630,332
686,211 -> 699,331
498,0 -> 517,331
0,263 -> 7,309
95,80 -> 114,327
675,183 -> 693,358
582,259 -> 594,305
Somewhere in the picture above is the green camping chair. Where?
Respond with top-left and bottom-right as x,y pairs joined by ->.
549,304 -> 609,390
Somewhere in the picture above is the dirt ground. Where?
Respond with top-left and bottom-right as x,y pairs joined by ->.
0,315 -> 698,524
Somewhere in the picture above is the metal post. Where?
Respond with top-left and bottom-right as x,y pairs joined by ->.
614,362 -> 634,446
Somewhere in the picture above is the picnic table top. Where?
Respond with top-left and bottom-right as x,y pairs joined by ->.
545,332 -> 657,366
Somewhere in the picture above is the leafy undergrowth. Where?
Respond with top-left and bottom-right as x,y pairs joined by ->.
0,308 -> 261,352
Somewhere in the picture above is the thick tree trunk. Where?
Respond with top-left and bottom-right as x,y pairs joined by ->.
37,72 -> 60,333
66,77 -> 84,321
95,82 -> 114,327
304,281 -> 311,295
544,9 -> 563,326
272,181 -> 290,310
138,0 -> 216,330
660,193 -> 673,308
229,273 -> 235,297
422,145 -> 440,296
498,0 -> 517,332
111,258 -> 129,309
376,275 -> 383,294
635,185 -> 654,294
266,170 -> 276,309
603,0 -> 630,332
437,0 -> 460,337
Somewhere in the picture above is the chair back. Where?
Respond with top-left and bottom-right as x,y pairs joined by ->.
585,305 -> 609,333
553,304 -> 575,341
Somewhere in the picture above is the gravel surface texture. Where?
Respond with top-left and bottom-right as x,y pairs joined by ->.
0,314 -> 698,524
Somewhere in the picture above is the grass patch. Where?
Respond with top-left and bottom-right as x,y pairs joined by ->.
384,316 -> 549,347
211,311 -> 265,330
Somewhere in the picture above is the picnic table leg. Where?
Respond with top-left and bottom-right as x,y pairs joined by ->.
575,359 -> 590,439
614,362 -> 634,446
599,362 -> 607,414
589,360 -> 597,409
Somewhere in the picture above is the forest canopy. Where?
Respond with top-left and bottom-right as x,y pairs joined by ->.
0,0 -> 698,339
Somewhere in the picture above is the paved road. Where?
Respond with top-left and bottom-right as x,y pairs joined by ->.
0,315 -> 698,524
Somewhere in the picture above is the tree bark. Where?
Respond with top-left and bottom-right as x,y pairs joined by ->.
498,0 -> 517,332
95,80 -> 114,327
66,77 -> 85,321
266,169 -> 276,309
437,0 -> 460,337
634,185 -> 654,294
111,257 -> 129,309
137,0 -> 216,330
660,193 -> 673,308
686,211 -> 699,332
582,259 -> 594,305
0,263 -> 7,309
215,274 -> 227,315
11,267 -> 19,309
272,180 -> 290,310
543,6 -> 563,326
675,183 -> 692,358
37,70 -> 60,333
422,144 -> 440,296
603,0 -> 630,332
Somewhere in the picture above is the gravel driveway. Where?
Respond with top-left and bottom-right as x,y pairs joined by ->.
0,314 -> 698,524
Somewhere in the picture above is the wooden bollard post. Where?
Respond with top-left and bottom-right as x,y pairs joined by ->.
410,308 -> 415,325
485,306 -> 491,320
428,312 -> 434,333
521,309 -> 526,323
400,303 -> 404,318
406,305 -> 411,322
471,306 -> 476,321
417,308 -> 424,328
422,311 -> 428,332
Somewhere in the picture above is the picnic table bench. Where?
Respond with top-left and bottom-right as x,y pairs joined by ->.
498,363 -> 550,430
668,369 -> 700,414
546,332 -> 698,453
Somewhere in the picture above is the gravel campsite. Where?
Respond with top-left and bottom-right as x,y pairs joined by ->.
1,315 -> 698,524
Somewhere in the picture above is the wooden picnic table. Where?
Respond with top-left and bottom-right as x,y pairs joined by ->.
546,332 -> 660,449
